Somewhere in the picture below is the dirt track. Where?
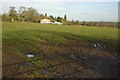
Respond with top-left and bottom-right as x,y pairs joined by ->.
2,39 -> 119,78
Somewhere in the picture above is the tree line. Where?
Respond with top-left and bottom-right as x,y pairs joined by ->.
1,6 -> 68,23
1,6 -> 118,28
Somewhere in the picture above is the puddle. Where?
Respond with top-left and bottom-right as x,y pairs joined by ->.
83,56 -> 87,60
94,44 -> 97,47
111,56 -> 120,63
41,70 -> 49,74
118,60 -> 120,63
27,54 -> 35,58
69,55 -> 76,59
73,40 -> 76,42
103,46 -> 106,48
111,56 -> 117,60
93,43 -> 106,50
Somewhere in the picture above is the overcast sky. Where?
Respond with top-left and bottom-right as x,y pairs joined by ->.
1,1 -> 119,22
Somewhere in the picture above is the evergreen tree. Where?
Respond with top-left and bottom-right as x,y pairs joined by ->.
57,17 -> 62,22
64,15 -> 67,20
45,13 -> 47,17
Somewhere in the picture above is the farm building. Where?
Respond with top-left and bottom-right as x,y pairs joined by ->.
40,19 -> 63,24
53,21 -> 63,24
40,19 -> 51,24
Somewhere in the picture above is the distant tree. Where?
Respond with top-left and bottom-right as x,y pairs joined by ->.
64,15 -> 67,20
9,6 -> 17,22
57,17 -> 62,22
45,13 -> 47,17
87,22 -> 92,26
82,21 -> 86,25
0,14 -> 2,21
34,13 -> 40,22
70,20 -> 79,25
92,22 -> 97,26
39,14 -> 45,20
99,21 -> 104,27
25,7 -> 39,22
18,6 -> 27,22
117,22 -> 119,28
62,19 -> 68,25
75,20 -> 79,24
2,13 -> 9,21
48,15 -> 55,21
54,17 -> 57,21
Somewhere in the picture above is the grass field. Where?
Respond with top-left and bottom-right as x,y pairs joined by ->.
2,22 -> 119,78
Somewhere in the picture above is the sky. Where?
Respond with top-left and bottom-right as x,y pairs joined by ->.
1,1 -> 119,22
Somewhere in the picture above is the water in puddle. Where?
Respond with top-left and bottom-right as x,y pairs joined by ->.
93,43 -> 106,49
118,60 -> 120,63
27,54 -> 34,58
69,55 -> 76,59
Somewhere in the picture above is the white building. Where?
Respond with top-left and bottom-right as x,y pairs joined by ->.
53,21 -> 63,25
40,19 -> 63,24
41,19 -> 51,24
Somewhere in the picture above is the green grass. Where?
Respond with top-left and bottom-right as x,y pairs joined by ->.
3,22 -> 118,40
2,22 -> 118,56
